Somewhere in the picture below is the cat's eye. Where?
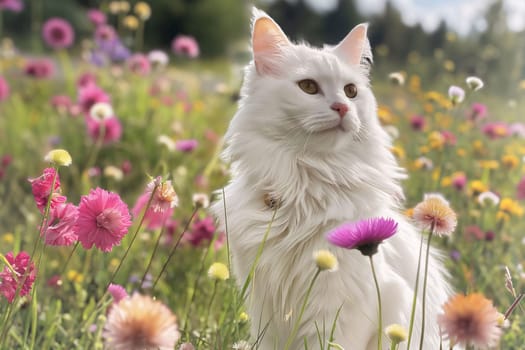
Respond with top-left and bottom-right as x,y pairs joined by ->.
298,79 -> 320,95
344,83 -> 358,98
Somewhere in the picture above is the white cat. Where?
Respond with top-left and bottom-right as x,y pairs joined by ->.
210,8 -> 451,350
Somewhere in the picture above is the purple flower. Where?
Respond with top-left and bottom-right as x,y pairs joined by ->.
176,139 -> 198,153
42,18 -> 75,49
326,217 -> 398,256
509,123 -> 525,138
410,115 -> 425,131
171,35 -> 199,58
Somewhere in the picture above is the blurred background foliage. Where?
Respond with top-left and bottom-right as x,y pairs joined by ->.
2,0 -> 525,95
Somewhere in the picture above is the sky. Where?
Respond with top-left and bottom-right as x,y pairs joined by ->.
302,0 -> 525,35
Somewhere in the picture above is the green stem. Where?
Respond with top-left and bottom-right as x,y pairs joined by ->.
152,206 -> 199,290
205,280 -> 219,326
369,256 -> 383,350
418,224 -> 435,350
60,242 -> 80,276
139,223 -> 167,290
406,234 -> 425,349
283,269 -> 321,350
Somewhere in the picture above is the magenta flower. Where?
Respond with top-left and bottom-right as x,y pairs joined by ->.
127,53 -> 151,75
176,139 -> 198,153
86,116 -> 122,144
451,173 -> 467,191
28,168 -> 66,213
517,176 -> 525,200
75,188 -> 132,252
0,251 -> 36,303
326,217 -> 398,256
50,95 -> 73,115
24,58 -> 55,79
108,283 -> 128,303
88,9 -> 106,26
171,35 -> 200,58
468,103 -> 487,121
441,130 -> 457,146
41,202 -> 79,246
77,72 -> 98,88
409,115 -> 425,131
0,0 -> 23,12
482,122 -> 509,139
182,216 -> 224,249
131,178 -> 178,230
77,83 -> 110,114
0,76 -> 9,102
43,18 -> 75,49
94,24 -> 117,42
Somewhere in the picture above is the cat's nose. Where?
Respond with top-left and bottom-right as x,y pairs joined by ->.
330,102 -> 348,118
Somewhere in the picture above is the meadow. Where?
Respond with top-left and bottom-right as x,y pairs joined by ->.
1,4 -> 525,350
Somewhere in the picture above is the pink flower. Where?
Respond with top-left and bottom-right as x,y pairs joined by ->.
77,72 -> 98,88
451,172 -> 467,191
77,84 -> 110,114
441,130 -> 457,146
468,103 -> 487,121
75,188 -> 132,252
50,95 -> 72,115
326,217 -> 398,256
108,283 -> 128,303
482,122 -> 509,139
409,115 -> 425,131
41,202 -> 79,246
183,216 -> 224,249
176,139 -> 198,152
131,178 -> 178,230
28,168 -> 66,213
88,9 -> 106,26
517,176 -> 525,200
0,251 -> 36,303
509,122 -> 525,138
94,25 -> 117,42
0,0 -> 23,12
0,75 -> 9,101
127,54 -> 151,75
24,58 -> 55,79
171,35 -> 199,58
42,18 -> 75,49
86,116 -> 122,144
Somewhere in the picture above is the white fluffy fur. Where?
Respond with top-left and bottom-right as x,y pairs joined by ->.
210,9 -> 451,350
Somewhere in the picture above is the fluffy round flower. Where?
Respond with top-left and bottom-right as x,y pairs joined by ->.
78,84 -> 111,114
88,9 -> 106,26
326,217 -> 398,256
75,188 -> 132,252
132,178 -> 178,230
208,262 -> 229,281
466,76 -> 484,91
89,102 -> 114,121
123,15 -> 139,30
103,293 -> 180,350
438,293 -> 501,348
477,191 -> 500,206
148,50 -> 169,68
0,251 -> 36,303
86,116 -> 122,145
388,72 -> 405,85
28,167 -> 66,213
313,250 -> 338,271
41,202 -> 79,246
127,54 -> 151,75
448,85 -> 465,105
134,2 -> 151,20
413,194 -> 457,236
0,75 -> 9,102
42,18 -> 75,49
44,149 -> 72,167
385,324 -> 407,344
108,283 -> 129,304
171,35 -> 200,58
192,193 -> 209,209
24,58 -> 55,79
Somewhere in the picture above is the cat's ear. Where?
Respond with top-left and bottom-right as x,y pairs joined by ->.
333,23 -> 373,72
251,8 -> 290,75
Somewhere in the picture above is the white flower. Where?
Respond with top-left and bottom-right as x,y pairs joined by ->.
148,50 -> 169,68
477,191 -> 500,206
232,340 -> 251,350
89,102 -> 114,121
157,135 -> 176,152
192,193 -> 210,209
388,72 -> 405,85
448,85 -> 465,105
466,76 -> 484,91
104,165 -> 123,181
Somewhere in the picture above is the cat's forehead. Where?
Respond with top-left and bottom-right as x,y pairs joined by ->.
287,44 -> 367,84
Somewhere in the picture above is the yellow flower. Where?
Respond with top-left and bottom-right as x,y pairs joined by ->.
428,131 -> 445,150
409,75 -> 421,92
478,160 -> 499,170
238,312 -> 249,323
413,157 -> 433,171
391,145 -> 405,159
469,180 -> 488,196
441,176 -> 452,187
385,324 -> 408,345
443,59 -> 455,72
208,262 -> 229,281
413,194 -> 457,236
404,207 -> 414,218
502,154 -> 519,169
2,232 -> 14,244
123,15 -> 139,30
377,106 -> 393,124
472,140 -> 486,156
419,145 -> 430,154
498,198 -> 524,221
134,2 -> 151,20
423,103 -> 434,114
45,149 -> 72,167
456,148 -> 467,157
313,250 -> 338,272
67,270 -> 84,283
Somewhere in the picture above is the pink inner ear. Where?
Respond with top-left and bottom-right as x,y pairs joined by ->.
252,17 -> 289,75
334,24 -> 368,66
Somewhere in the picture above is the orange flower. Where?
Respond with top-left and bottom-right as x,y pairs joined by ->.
438,293 -> 501,348
413,194 -> 457,236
